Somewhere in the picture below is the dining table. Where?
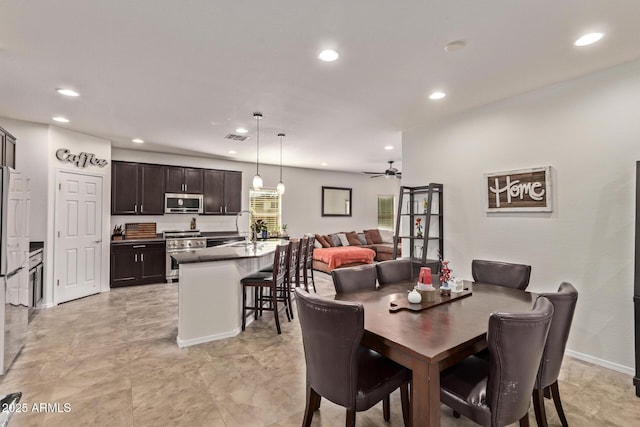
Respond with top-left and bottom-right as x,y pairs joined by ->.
334,279 -> 537,427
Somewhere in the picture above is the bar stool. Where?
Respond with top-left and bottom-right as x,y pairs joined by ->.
240,244 -> 289,334
303,235 -> 316,292
297,236 -> 309,291
284,238 -> 302,319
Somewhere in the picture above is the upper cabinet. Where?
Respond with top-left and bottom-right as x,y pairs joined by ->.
112,161 -> 166,215
203,170 -> 242,215
0,126 -> 16,168
166,166 -> 203,194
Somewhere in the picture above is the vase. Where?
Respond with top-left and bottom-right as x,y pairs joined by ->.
261,230 -> 268,239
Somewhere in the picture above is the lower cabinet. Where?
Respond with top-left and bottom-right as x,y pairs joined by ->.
110,241 -> 166,287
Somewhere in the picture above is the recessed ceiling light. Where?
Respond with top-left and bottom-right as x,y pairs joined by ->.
235,128 -> 248,134
228,150 -> 237,154
321,162 -> 328,166
384,145 -> 394,150
132,138 -> 144,144
318,49 -> 339,62
56,88 -> 79,97
52,116 -> 69,123
574,32 -> 604,47
444,40 -> 466,52
428,91 -> 446,100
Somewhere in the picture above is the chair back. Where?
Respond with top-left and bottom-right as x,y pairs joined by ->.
331,264 -> 378,294
536,282 -> 578,389
376,259 -> 413,285
287,239 -> 301,288
272,244 -> 288,288
298,237 -> 309,285
295,288 -> 363,409
471,259 -> 532,290
305,235 -> 315,267
486,297 -> 554,426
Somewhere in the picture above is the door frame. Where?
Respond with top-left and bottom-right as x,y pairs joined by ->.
53,168 -> 109,305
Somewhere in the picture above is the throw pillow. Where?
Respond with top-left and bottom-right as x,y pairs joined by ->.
345,231 -> 361,246
323,234 -> 334,247
315,234 -> 331,248
329,234 -> 343,247
313,239 -> 322,249
379,229 -> 394,244
337,233 -> 350,247
364,229 -> 383,244
357,233 -> 367,245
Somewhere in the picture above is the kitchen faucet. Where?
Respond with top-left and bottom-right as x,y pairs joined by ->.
235,210 -> 256,243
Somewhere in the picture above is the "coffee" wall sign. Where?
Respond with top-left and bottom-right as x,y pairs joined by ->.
56,148 -> 108,168
485,166 -> 552,212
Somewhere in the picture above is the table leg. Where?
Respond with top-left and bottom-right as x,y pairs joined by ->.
411,359 -> 440,426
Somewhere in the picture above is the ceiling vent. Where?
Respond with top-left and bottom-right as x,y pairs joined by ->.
224,133 -> 250,141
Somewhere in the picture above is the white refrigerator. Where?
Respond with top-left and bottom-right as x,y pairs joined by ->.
0,167 -> 30,375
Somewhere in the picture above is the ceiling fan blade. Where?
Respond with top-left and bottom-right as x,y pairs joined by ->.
362,171 -> 384,175
369,174 -> 385,178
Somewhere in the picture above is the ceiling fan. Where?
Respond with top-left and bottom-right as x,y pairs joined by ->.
362,161 -> 402,179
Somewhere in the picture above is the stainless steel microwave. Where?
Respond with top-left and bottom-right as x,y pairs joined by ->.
164,193 -> 203,214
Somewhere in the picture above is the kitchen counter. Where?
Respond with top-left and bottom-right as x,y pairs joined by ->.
172,240 -> 283,264
175,240 -> 287,348
29,241 -> 44,254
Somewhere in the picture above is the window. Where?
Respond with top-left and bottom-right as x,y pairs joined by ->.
378,195 -> 395,230
250,189 -> 282,234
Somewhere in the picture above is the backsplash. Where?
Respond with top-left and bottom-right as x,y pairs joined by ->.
111,215 -> 238,234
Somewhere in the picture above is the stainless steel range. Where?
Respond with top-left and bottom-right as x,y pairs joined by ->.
164,230 -> 207,281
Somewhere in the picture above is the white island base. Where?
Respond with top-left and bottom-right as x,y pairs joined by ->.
176,244 -> 276,348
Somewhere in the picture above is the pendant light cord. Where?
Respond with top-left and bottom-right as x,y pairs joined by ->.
279,134 -> 283,181
256,116 -> 260,175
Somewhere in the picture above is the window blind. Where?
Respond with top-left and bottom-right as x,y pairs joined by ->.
377,195 -> 395,230
250,189 -> 281,233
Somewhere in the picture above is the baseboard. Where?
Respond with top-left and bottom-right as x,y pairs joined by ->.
566,349 -> 634,376
176,327 -> 241,348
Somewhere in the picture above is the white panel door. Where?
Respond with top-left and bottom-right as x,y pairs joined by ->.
5,169 -> 30,274
55,171 -> 103,303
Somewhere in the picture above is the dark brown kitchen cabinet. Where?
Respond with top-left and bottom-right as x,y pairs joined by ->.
112,161 -> 165,215
166,166 -> 203,194
203,170 -> 242,215
110,241 -> 166,287
0,126 -> 16,168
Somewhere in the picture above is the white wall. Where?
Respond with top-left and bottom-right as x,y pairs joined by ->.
402,59 -> 640,373
112,149 -> 400,237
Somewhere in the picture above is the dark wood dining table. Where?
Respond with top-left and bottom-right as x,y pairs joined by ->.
334,280 -> 536,426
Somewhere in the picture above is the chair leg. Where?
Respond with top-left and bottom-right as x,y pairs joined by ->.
519,412 -> 530,427
383,395 -> 390,421
241,285 -> 247,331
302,386 -> 321,427
271,284 -> 281,334
550,381 -> 569,427
253,287 -> 259,320
400,382 -> 410,427
346,409 -> 356,427
453,410 -> 460,418
532,388 -> 548,427
310,267 -> 316,292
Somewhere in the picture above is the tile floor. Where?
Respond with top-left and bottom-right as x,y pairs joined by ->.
1,272 -> 639,426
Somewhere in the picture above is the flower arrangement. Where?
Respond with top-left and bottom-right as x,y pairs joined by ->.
252,219 -> 268,238
415,217 -> 423,238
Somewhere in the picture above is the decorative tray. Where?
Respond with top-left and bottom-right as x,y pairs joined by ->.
389,289 -> 472,313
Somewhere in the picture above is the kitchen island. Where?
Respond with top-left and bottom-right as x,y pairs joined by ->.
171,240 -> 284,348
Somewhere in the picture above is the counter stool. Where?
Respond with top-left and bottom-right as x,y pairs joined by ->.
241,244 -> 289,334
303,235 -> 316,292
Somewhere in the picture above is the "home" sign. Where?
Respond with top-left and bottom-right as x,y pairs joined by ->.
485,166 -> 552,212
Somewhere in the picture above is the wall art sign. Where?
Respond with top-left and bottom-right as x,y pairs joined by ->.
55,148 -> 108,168
485,166 -> 552,212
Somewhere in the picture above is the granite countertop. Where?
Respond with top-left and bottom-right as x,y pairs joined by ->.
111,236 -> 165,245
172,240 -> 287,264
111,232 -> 243,245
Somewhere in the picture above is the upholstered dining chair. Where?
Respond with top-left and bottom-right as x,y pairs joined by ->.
471,259 -> 532,290
331,264 -> 378,294
240,244 -> 289,334
376,259 -> 413,285
295,289 -> 411,427
532,282 -> 578,427
439,297 -> 554,427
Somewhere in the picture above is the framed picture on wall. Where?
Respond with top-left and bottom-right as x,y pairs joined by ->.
485,166 -> 552,212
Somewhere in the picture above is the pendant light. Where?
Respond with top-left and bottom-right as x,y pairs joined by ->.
276,133 -> 286,194
252,112 -> 263,190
